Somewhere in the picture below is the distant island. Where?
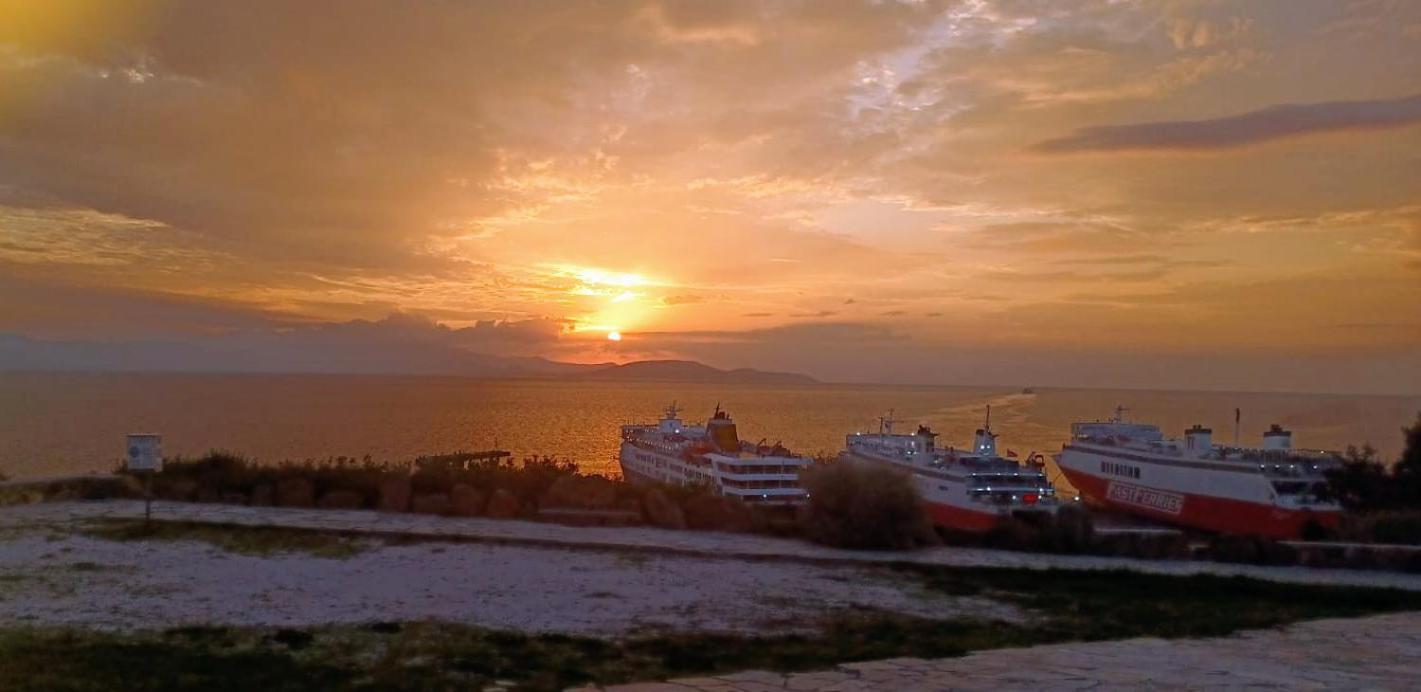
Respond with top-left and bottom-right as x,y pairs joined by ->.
578,359 -> 817,384
0,333 -> 817,384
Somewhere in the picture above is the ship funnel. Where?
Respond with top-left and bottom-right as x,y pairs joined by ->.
1262,424 -> 1292,451
1185,424 -> 1212,454
973,428 -> 997,457
706,408 -> 740,453
915,425 -> 937,453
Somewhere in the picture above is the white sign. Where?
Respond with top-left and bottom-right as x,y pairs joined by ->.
126,434 -> 162,472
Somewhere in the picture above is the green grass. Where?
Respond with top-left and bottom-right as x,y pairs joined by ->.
77,520 -> 369,559
2,565 -> 1418,691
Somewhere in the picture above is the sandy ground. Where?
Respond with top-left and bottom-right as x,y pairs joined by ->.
0,520 -> 1017,635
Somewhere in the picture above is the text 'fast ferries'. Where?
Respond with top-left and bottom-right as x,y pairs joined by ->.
1106,481 -> 1184,515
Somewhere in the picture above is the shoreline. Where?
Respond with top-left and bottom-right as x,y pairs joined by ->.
5,500 -> 1421,689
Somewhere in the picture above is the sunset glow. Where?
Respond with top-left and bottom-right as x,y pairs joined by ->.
0,1 -> 1417,392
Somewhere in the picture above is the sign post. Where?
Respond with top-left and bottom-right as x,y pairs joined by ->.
125,434 -> 163,527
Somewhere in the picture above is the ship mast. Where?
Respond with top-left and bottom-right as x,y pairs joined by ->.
1111,405 -> 1130,423
878,409 -> 896,436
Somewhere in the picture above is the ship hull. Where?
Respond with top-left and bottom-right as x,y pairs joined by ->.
843,452 -> 1053,533
1059,464 -> 1340,540
923,500 -> 1009,533
619,442 -> 808,505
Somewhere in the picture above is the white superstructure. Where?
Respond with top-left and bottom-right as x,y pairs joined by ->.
619,404 -> 810,505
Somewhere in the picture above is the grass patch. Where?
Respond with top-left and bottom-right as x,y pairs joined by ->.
1,565 -> 1418,691
78,519 -> 368,559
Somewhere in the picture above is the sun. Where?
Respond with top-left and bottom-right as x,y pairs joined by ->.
606,330 -> 623,342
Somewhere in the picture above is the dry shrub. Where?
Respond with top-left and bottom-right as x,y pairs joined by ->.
799,461 -> 935,550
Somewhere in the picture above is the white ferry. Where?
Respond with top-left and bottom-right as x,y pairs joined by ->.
619,404 -> 810,505
1055,408 -> 1343,539
840,409 -> 1060,531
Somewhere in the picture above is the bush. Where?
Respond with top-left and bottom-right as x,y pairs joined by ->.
799,461 -> 935,550
1325,413 -> 1421,512
1341,512 -> 1421,546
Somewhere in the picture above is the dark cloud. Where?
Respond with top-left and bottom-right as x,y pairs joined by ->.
1033,93 -> 1421,153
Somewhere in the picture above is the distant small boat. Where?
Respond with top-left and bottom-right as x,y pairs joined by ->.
1021,387 -> 1035,395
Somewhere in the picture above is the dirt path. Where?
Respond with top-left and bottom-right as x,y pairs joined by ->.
5,500 -> 1420,591
0,505 -> 1013,635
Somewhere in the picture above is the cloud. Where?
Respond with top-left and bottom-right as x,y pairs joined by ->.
1033,93 -> 1421,153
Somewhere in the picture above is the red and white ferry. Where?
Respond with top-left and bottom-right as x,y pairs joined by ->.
840,409 -> 1059,531
619,403 -> 810,505
1056,408 -> 1343,539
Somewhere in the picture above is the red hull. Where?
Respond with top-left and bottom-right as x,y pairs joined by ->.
925,501 -> 1009,532
1061,467 -> 1340,540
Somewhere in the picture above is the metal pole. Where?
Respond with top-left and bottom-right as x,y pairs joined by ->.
143,471 -> 153,528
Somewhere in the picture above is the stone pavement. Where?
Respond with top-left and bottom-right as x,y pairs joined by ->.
586,612 -> 1421,691
4,500 -> 1421,591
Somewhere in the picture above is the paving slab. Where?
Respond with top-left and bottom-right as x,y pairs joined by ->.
597,612 -> 1421,691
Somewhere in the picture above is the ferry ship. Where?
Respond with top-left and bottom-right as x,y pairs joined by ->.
619,404 -> 810,505
1055,408 -> 1343,539
840,409 -> 1060,531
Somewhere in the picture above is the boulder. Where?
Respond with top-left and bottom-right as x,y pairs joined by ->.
250,484 -> 276,506
411,493 -> 452,515
484,488 -> 521,519
275,477 -> 315,508
377,476 -> 412,512
541,475 -> 618,510
643,488 -> 686,530
155,477 -> 197,502
450,484 -> 486,517
682,494 -> 754,533
319,489 -> 365,510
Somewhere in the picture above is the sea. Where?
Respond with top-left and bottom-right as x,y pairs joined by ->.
1,372 -> 1416,494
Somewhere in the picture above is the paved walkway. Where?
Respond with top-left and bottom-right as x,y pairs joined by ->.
587,612 -> 1421,691
4,500 -> 1420,591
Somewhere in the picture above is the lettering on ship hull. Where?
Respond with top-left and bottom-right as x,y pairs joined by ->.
1106,481 -> 1184,516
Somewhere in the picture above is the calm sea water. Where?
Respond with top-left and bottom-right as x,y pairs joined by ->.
1,373 -> 1417,494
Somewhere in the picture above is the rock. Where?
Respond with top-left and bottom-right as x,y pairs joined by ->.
682,494 -> 754,532
250,484 -> 276,506
411,493 -> 452,515
118,475 -> 146,497
643,488 -> 686,530
319,489 -> 365,510
377,476 -> 412,512
155,477 -> 197,502
450,484 -> 486,516
276,477 -> 315,508
541,475 -> 618,510
484,488 -> 521,519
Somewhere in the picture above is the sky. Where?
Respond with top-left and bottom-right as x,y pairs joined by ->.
0,0 -> 1418,393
